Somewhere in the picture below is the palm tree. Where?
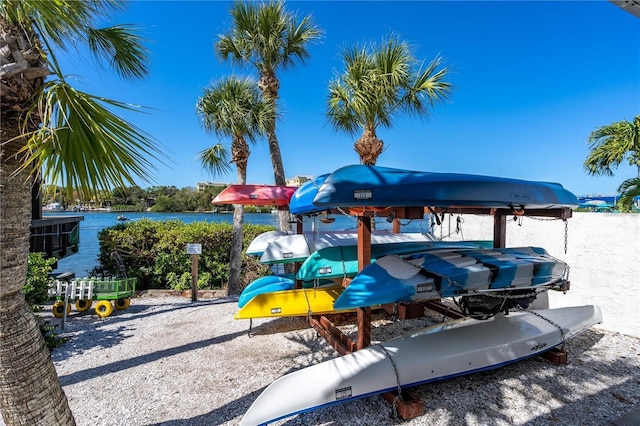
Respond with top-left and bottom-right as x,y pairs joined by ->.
196,76 -> 273,295
1,1 -> 164,423
617,178 -> 640,212
327,34 -> 452,165
584,116 -> 640,211
584,116 -> 640,177
216,0 -> 322,231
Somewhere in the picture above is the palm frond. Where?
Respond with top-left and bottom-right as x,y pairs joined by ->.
17,80 -> 164,200
86,25 -> 149,79
197,144 -> 232,177
584,116 -> 640,176
616,177 -> 640,211
326,34 -> 451,139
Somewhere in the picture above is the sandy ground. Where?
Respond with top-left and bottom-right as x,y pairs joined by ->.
26,293 -> 640,426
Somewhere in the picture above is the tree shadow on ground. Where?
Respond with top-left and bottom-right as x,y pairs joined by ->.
147,328 -> 639,426
57,327 -> 247,387
52,298 -> 238,361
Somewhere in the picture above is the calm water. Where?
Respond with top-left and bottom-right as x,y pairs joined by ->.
47,210 -> 433,277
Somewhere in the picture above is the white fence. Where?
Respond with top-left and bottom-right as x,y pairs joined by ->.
435,212 -> 640,338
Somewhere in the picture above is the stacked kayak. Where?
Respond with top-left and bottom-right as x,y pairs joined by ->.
333,246 -> 568,310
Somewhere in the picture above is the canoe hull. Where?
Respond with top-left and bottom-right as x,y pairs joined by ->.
296,240 -> 493,281
246,231 -> 290,257
310,165 -> 578,211
212,184 -> 297,207
334,246 -> 568,310
241,305 -> 602,425
259,232 -> 433,265
234,285 -> 352,320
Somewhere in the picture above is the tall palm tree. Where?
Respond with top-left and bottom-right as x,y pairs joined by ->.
196,77 -> 273,295
327,34 -> 452,165
584,116 -> 640,211
216,0 -> 322,232
0,1 -> 163,423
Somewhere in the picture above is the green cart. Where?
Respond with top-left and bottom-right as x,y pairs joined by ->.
49,277 -> 136,318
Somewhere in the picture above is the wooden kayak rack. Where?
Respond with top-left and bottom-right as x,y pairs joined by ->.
300,206 -> 573,420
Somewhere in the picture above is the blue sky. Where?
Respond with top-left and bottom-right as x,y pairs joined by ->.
57,1 -> 639,196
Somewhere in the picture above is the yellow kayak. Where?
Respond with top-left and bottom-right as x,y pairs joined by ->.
234,285 -> 352,319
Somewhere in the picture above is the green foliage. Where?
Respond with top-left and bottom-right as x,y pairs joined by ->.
25,253 -> 56,307
94,220 -> 274,290
40,321 -> 67,351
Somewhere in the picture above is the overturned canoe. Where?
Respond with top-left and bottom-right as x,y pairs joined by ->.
241,305 -> 602,425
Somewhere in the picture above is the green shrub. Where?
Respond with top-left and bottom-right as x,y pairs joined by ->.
40,321 -> 67,350
25,253 -> 56,307
94,220 -> 274,290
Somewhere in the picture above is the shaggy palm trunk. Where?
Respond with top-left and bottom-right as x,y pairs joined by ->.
228,203 -> 244,296
1,18 -> 75,425
228,162 -> 246,296
0,134 -> 75,425
354,128 -> 384,166
227,138 -> 248,296
259,72 -> 291,233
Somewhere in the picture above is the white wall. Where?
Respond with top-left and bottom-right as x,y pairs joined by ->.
435,212 -> 640,338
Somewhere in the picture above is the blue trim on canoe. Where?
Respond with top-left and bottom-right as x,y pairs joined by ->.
255,343 -> 562,425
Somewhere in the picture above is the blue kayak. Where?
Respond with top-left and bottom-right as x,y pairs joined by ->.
238,274 -> 335,308
296,240 -> 494,281
333,246 -> 568,310
307,164 -> 577,212
290,174 -> 330,215
238,275 -> 294,308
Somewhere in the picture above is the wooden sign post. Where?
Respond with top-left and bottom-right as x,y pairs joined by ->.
186,243 -> 202,302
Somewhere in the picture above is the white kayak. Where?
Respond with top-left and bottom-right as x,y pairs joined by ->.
246,230 -> 290,257
241,305 -> 602,425
259,231 -> 434,264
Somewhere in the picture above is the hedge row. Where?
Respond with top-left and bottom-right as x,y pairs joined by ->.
93,219 -> 275,291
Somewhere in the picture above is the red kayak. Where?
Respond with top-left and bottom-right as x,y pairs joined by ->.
212,184 -> 297,207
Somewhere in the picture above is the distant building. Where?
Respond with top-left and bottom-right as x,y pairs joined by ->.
286,175 -> 312,187
196,181 -> 231,192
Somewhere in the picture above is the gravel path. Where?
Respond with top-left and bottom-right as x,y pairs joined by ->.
38,295 -> 640,425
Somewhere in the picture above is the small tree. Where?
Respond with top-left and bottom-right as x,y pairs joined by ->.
24,253 -> 56,307
327,34 -> 452,165
196,77 -> 273,295
584,116 -> 640,211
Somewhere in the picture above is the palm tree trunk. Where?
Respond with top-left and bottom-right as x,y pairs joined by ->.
0,134 -> 75,425
354,128 -> 384,166
227,159 -> 247,296
228,203 -> 244,296
266,126 -> 292,233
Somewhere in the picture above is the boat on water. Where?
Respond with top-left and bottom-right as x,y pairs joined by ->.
241,305 -> 602,425
43,202 -> 65,212
116,215 -> 129,221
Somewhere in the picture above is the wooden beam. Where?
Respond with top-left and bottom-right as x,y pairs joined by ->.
294,216 -> 304,289
423,300 -> 465,319
493,215 -> 506,248
309,315 -> 356,355
357,215 -> 372,349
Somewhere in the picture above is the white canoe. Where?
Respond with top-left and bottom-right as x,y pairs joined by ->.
241,305 -> 602,425
259,231 -> 434,264
246,231 -> 290,257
